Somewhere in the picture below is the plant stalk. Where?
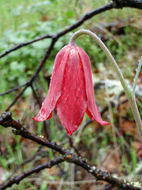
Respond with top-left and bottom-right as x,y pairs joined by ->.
70,29 -> 142,138
129,95 -> 142,136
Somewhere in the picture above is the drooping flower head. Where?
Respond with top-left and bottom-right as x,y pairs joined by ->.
33,43 -> 109,136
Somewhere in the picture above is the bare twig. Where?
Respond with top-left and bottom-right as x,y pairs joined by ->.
0,112 -> 66,155
5,39 -> 55,111
0,0 -> 142,60
6,86 -> 28,111
112,0 -> 142,9
6,147 -> 46,180
68,136 -> 81,157
0,2 -> 113,59
0,157 -> 64,190
0,83 -> 28,96
31,84 -> 42,107
0,34 -> 52,58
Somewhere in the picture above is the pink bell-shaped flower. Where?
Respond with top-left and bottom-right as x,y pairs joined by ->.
33,43 -> 109,136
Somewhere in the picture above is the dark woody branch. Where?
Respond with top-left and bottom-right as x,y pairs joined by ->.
6,147 -> 47,180
1,153 -> 142,190
0,0 -> 142,60
0,34 -> 52,59
5,86 -> 28,111
0,2 -> 113,59
5,40 -> 56,111
0,112 -> 66,155
0,83 -> 27,96
112,0 -> 142,9
0,157 -> 64,190
64,154 -> 142,190
0,112 -> 141,190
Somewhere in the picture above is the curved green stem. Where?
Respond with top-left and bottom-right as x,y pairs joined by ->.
132,57 -> 142,95
70,29 -> 142,138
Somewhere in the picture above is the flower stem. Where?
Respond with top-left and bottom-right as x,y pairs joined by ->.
70,29 -> 142,138
132,57 -> 142,95
129,95 -> 142,136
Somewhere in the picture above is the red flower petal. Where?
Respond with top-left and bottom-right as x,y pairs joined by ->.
77,46 -> 109,126
33,45 -> 70,122
56,45 -> 87,136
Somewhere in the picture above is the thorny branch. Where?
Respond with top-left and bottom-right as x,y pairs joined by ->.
0,112 -> 141,190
